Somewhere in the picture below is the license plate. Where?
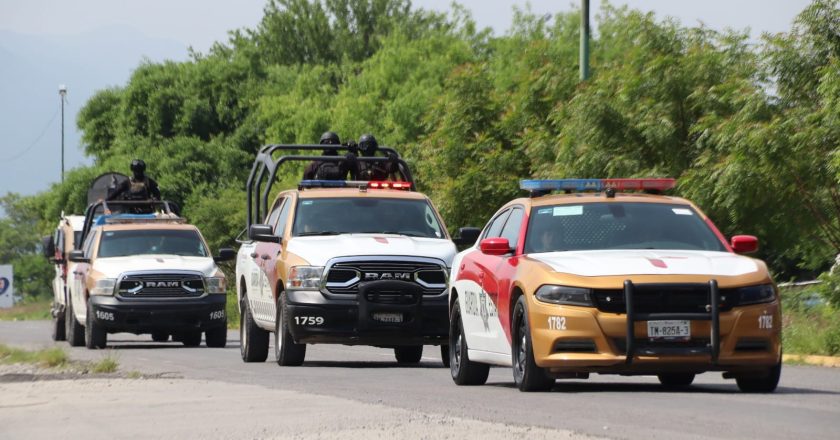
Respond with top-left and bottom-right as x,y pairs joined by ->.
372,312 -> 403,323
647,320 -> 690,340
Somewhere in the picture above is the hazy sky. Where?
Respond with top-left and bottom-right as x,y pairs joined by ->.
0,0 -> 812,197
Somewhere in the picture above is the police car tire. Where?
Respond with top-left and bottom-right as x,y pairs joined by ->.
394,346 -> 423,364
181,331 -> 202,347
450,302 -> 490,385
151,332 -> 169,342
85,301 -> 107,349
66,299 -> 85,347
205,324 -> 227,348
275,293 -> 305,366
440,345 -> 450,367
657,373 -> 695,387
52,303 -> 66,342
736,360 -> 781,393
512,296 -> 555,392
240,294 -> 269,362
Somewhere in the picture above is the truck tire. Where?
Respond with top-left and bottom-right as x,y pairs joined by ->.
275,293 -> 305,366
239,294 -> 269,362
66,298 -> 85,347
512,296 -> 554,392
151,332 -> 170,342
449,302 -> 489,385
85,301 -> 107,349
51,302 -> 66,342
205,324 -> 227,348
180,331 -> 202,347
736,361 -> 781,393
395,346 -> 423,364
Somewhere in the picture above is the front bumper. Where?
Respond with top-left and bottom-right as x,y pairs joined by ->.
527,282 -> 781,375
286,280 -> 448,346
88,294 -> 227,334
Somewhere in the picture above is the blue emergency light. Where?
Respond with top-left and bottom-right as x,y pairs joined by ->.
520,178 -> 675,193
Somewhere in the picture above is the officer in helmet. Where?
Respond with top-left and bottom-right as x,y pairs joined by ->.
355,134 -> 399,181
303,131 -> 357,180
107,159 -> 161,201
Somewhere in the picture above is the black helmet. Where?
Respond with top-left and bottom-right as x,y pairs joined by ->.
359,134 -> 378,156
130,159 -> 146,174
319,131 -> 340,145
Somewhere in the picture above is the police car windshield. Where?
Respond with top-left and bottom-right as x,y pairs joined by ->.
292,198 -> 445,239
98,229 -> 209,258
524,202 -> 727,253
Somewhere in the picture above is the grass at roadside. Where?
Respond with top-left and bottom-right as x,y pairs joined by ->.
226,291 -> 240,329
0,344 -> 68,368
781,285 -> 840,357
91,353 -> 119,373
0,298 -> 51,321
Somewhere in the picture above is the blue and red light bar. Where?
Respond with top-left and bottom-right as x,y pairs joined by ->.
519,178 -> 675,193
298,180 -> 412,191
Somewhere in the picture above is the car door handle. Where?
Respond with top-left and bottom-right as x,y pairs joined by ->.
478,272 -> 484,279
250,253 -> 258,258
73,271 -> 82,275
260,254 -> 270,260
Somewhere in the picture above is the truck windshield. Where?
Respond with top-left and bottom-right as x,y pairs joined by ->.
292,198 -> 445,239
524,202 -> 727,253
98,229 -> 209,258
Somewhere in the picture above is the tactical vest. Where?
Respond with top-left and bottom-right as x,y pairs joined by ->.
127,177 -> 150,200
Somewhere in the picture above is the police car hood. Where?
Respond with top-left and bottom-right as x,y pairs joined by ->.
287,234 -> 456,266
529,249 -> 760,277
93,255 -> 218,278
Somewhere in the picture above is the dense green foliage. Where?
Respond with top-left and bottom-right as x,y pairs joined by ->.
1,0 -> 839,300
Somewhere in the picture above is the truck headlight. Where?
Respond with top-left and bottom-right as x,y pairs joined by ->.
535,285 -> 593,307
736,284 -> 776,305
287,266 -> 324,290
90,278 -> 117,296
205,276 -> 226,294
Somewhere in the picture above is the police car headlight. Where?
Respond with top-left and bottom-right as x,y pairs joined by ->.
90,278 -> 117,296
736,284 -> 776,306
287,266 -> 324,290
535,285 -> 593,307
205,276 -> 226,294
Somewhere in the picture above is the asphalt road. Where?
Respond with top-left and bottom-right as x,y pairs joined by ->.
2,321 -> 839,439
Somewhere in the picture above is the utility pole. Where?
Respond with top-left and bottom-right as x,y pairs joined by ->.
59,84 -> 66,182
580,0 -> 590,81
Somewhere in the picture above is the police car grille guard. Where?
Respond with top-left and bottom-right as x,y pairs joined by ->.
623,280 -> 720,365
244,144 -> 414,230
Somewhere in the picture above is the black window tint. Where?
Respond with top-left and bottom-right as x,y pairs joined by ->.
275,197 -> 293,236
500,208 -> 524,248
292,198 -> 445,238
483,210 -> 511,239
98,229 -> 209,258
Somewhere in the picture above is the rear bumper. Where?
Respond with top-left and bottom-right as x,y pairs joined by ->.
88,294 -> 227,334
286,281 -> 448,346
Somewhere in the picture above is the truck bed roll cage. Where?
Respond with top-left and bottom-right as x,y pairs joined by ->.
245,144 -> 415,228
77,200 -> 181,249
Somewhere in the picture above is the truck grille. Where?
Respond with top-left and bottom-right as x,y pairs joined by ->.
118,273 -> 205,298
593,284 -> 733,314
324,260 -> 447,296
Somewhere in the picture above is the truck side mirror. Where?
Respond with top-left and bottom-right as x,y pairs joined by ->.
68,250 -> 89,263
249,224 -> 280,243
214,248 -> 236,262
42,235 -> 56,261
453,227 -> 481,246
731,235 -> 758,254
479,237 -> 512,256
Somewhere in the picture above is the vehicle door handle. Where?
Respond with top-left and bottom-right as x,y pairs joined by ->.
460,263 -> 465,270
260,254 -> 270,260
478,272 -> 484,279
250,253 -> 258,259
73,271 -> 82,275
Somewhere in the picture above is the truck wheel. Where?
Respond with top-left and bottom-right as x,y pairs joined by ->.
658,373 -> 695,388
275,293 -> 305,366
512,296 -> 554,392
395,346 -> 423,364
449,302 -> 489,385
181,331 -> 202,347
736,361 -> 781,393
239,295 -> 269,362
51,302 -> 66,341
66,299 -> 85,347
151,332 -> 170,342
440,345 -> 450,367
85,301 -> 107,349
205,324 -> 227,348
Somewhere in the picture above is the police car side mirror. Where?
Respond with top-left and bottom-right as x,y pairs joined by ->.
453,227 -> 481,246
249,224 -> 280,243
731,235 -> 758,254
68,250 -> 89,263
479,238 -> 512,256
42,235 -> 56,261
214,248 -> 236,262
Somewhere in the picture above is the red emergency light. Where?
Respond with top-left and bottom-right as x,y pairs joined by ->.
368,181 -> 411,190
602,178 -> 676,192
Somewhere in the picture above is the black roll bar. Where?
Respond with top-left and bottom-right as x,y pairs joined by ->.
77,200 -> 179,249
244,144 -> 415,229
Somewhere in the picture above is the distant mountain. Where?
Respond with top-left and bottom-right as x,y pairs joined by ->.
0,27 -> 189,197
